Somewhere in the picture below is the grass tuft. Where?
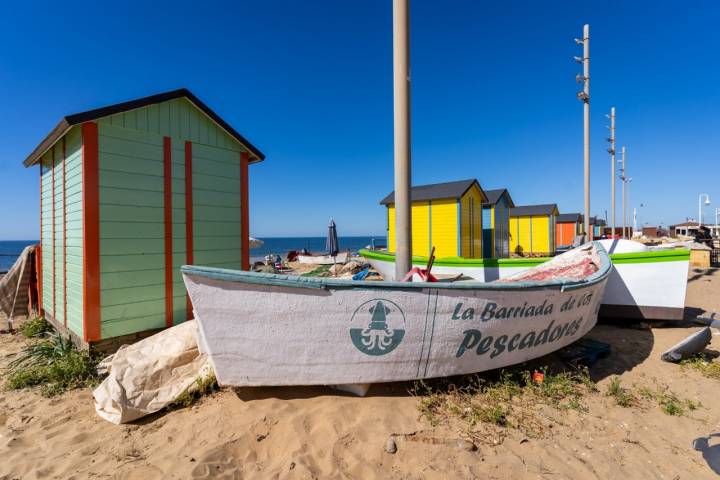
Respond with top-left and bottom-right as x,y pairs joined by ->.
19,316 -> 50,338
605,376 -> 635,407
681,354 -> 720,379
173,373 -> 219,408
4,333 -> 99,397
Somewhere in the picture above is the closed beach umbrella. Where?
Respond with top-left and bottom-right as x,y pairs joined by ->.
326,219 -> 339,257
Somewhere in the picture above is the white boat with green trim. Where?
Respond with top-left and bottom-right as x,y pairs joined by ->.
182,243 -> 611,386
360,239 -> 690,321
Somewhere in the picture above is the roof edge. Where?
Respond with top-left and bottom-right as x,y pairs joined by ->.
23,88 -> 265,167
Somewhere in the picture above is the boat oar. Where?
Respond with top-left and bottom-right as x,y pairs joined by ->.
426,246 -> 436,276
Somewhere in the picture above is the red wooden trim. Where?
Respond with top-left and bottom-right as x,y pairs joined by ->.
38,163 -> 43,315
81,122 -> 101,342
185,141 -> 193,320
163,137 -> 173,328
62,137 -> 67,327
240,151 -> 250,270
51,145 -> 56,318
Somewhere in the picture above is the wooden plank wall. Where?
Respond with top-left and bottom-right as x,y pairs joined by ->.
39,128 -> 84,338
94,98 -> 247,339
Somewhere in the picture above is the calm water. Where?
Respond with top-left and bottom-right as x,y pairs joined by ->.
0,240 -> 38,272
0,237 -> 386,271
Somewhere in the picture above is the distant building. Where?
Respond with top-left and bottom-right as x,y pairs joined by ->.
589,216 -> 607,238
556,213 -> 583,247
381,179 -> 487,258
481,188 -> 514,258
509,204 -> 559,255
642,226 -> 659,237
670,221 -> 699,237
670,221 -> 720,238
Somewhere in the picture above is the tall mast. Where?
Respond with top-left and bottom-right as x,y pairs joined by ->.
393,0 -> 412,277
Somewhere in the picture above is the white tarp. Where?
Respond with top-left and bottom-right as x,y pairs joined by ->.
93,320 -> 211,424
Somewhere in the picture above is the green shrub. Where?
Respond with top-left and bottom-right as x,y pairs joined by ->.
4,333 -> 99,397
19,316 -> 50,338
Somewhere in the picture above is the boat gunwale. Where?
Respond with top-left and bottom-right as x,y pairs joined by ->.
358,245 -> 690,267
182,243 -> 612,292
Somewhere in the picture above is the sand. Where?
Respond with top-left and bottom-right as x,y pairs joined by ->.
0,267 -> 719,479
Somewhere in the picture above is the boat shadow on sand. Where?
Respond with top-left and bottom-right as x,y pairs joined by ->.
234,322 -> 656,402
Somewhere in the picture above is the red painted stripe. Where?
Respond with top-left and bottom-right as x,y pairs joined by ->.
82,122 -> 101,342
51,146 -> 56,318
240,151 -> 250,270
185,141 -> 193,320
62,137 -> 67,328
38,162 -> 43,315
163,137 -> 173,328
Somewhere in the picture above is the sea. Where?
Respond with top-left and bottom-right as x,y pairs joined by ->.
0,237 -> 386,272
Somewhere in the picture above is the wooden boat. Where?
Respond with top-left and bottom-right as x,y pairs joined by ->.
360,239 -> 690,321
296,251 -> 349,265
181,243 -> 611,386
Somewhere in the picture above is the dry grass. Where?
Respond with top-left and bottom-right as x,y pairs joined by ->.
681,353 -> 720,379
412,366 -> 595,441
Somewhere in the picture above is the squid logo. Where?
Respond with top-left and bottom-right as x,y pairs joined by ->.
350,299 -> 405,356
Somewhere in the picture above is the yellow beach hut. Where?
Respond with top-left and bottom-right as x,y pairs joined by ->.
509,204 -> 559,255
481,188 -> 515,258
380,179 -> 487,259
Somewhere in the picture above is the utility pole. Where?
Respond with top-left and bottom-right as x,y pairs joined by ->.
606,107 -> 616,238
620,146 -> 626,238
393,0 -> 412,278
574,24 -> 591,239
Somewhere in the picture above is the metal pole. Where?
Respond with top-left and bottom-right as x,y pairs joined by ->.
608,107 -> 616,238
582,24 -> 591,239
699,195 -> 702,227
621,146 -> 626,238
393,0 -> 412,278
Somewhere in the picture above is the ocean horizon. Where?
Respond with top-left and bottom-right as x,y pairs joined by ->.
0,236 -> 387,272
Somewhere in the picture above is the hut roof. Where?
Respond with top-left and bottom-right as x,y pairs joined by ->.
589,216 -> 607,226
509,204 -> 559,217
482,188 -> 515,207
557,213 -> 583,223
380,179 -> 486,205
23,88 -> 265,167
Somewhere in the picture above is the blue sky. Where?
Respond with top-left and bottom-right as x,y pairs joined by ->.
1,0 -> 718,239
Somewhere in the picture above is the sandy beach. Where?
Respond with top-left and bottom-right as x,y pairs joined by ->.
0,267 -> 719,479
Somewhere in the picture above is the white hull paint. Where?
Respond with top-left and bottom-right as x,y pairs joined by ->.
361,240 -> 689,320
182,245 -> 610,386
297,252 -> 349,265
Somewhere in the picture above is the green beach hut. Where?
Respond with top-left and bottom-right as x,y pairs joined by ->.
23,89 -> 264,350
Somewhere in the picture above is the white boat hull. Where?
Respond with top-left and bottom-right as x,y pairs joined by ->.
361,240 -> 689,320
182,245 -> 610,386
297,252 -> 349,265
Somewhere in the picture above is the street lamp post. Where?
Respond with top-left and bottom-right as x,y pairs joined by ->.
606,107 -> 616,238
698,193 -> 711,227
575,24 -> 590,239
619,146 -> 627,238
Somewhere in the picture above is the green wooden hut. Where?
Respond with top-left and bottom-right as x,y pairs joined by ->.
23,89 -> 264,349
